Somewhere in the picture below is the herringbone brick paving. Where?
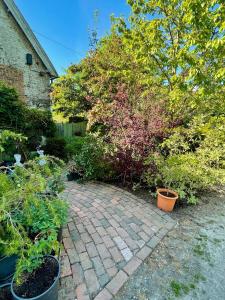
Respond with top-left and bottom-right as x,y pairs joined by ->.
58,182 -> 175,300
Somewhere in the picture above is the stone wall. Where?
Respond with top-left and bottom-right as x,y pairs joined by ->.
0,0 -> 51,107
0,64 -> 25,100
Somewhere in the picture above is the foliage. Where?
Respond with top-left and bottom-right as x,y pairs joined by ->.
72,134 -> 114,181
88,86 -> 168,183
23,108 -> 56,149
15,233 -> 59,282
22,156 -> 65,195
0,172 -> 28,256
80,34 -> 147,104
52,0 -> 224,202
0,130 -> 27,155
0,156 -> 68,283
65,136 -> 85,159
145,116 -> 225,203
114,0 -> 225,118
0,82 -> 56,155
53,0 -> 225,121
52,68 -> 91,119
43,137 -> 68,160
52,33 -> 152,120
0,82 -> 25,130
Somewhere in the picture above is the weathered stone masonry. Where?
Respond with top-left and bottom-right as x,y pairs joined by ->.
0,0 -> 57,107
0,64 -> 25,100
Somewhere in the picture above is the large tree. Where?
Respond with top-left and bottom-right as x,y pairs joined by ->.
114,0 -> 225,118
51,66 -> 91,120
52,0 -> 224,122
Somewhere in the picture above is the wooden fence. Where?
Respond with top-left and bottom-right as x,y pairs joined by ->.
55,121 -> 87,138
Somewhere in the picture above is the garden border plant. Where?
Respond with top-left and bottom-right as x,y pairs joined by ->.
0,147 -> 68,300
50,0 -> 225,208
144,116 -> 225,205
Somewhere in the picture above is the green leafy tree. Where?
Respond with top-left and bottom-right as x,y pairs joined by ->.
51,0 -> 225,194
53,0 -> 225,121
52,33 -> 154,120
114,0 -> 225,118
52,67 -> 91,120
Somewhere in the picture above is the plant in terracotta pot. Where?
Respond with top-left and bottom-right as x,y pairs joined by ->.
148,115 -> 225,206
156,188 -> 178,212
144,153 -> 179,212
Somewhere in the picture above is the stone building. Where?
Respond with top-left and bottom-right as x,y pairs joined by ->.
0,0 -> 58,107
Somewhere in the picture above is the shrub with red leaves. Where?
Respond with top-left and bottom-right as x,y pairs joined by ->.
90,86 -> 168,184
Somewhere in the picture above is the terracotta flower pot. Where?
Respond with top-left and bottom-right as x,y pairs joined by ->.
157,188 -> 178,212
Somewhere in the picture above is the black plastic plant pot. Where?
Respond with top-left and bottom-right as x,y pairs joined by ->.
67,172 -> 82,181
0,255 -> 17,283
0,283 -> 13,300
11,256 -> 60,300
67,172 -> 74,181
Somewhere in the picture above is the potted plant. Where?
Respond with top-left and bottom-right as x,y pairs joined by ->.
157,188 -> 178,212
0,151 -> 67,299
13,156 -> 68,243
0,214 -> 18,283
0,210 -> 21,283
16,158 -> 67,244
9,158 -> 67,300
67,161 -> 83,181
0,155 -> 67,289
145,153 -> 179,212
10,229 -> 61,300
0,173 -> 23,282
0,283 -> 13,300
0,255 -> 18,284
0,198 -> 28,283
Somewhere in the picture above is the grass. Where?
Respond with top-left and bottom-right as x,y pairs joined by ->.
193,273 -> 206,282
170,280 -> 194,297
193,233 -> 212,263
193,244 -> 205,256
170,273 -> 206,297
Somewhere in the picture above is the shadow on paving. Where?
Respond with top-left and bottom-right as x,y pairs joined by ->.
58,182 -> 175,300
115,188 -> 225,300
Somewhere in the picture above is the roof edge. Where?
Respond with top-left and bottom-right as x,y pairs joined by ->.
3,0 -> 58,77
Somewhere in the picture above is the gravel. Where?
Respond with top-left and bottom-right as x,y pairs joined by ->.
115,188 -> 225,300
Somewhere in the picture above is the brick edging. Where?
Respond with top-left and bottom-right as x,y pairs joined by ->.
94,219 -> 176,299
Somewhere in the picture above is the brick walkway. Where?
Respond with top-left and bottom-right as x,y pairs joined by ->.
58,181 -> 175,300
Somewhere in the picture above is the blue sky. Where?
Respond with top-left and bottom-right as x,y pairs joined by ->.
15,0 -> 131,75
